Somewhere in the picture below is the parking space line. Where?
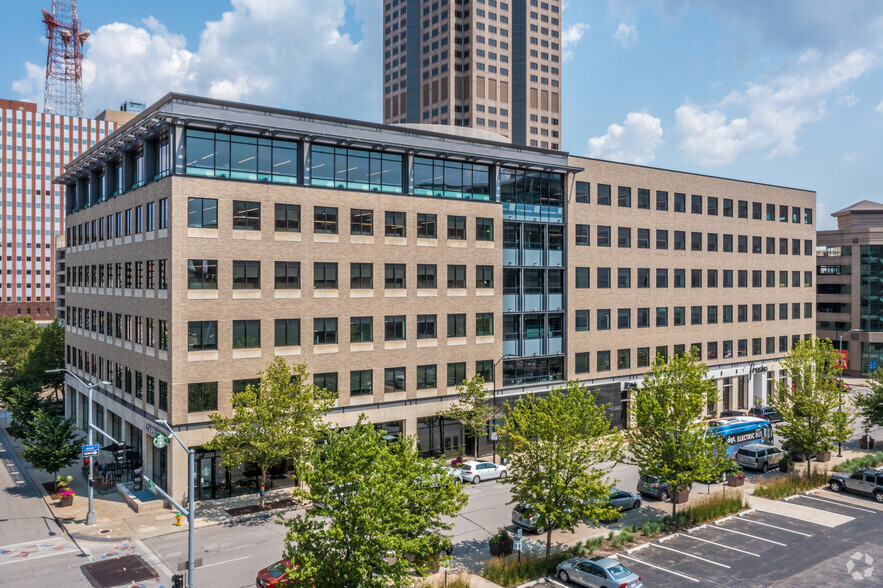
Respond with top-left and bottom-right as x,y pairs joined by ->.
708,525 -> 787,546
799,494 -> 876,513
735,516 -> 812,537
818,490 -> 883,510
617,553 -> 700,583
679,534 -> 760,556
649,543 -> 730,568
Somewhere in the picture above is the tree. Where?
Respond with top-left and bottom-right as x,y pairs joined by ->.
854,368 -> 883,439
438,374 -> 492,458
626,349 -> 732,517
4,385 -> 51,440
498,381 -> 623,559
772,337 -> 855,477
17,319 -> 65,401
22,410 -> 83,491
0,316 -> 41,377
205,357 -> 337,507
282,417 -> 467,587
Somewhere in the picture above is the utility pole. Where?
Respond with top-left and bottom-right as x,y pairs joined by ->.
837,329 -> 862,457
491,354 -> 514,463
155,419 -> 196,588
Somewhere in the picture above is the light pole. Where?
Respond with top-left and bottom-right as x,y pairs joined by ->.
156,419 -> 196,588
491,354 -> 514,463
46,369 -> 111,526
837,329 -> 862,457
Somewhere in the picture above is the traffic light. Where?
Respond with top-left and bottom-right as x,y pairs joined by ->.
132,467 -> 144,492
172,574 -> 184,588
114,442 -> 126,463
83,456 -> 90,469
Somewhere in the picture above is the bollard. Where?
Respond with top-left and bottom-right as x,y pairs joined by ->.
175,512 -> 182,526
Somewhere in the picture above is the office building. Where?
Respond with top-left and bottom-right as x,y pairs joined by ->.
383,0 -> 562,149
58,94 -> 815,502
0,98 -> 130,320
816,200 -> 883,375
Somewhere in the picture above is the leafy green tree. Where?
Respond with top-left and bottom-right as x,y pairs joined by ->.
498,381 -> 623,559
283,417 -> 467,587
17,319 -> 65,401
854,368 -> 883,439
4,385 -> 51,440
438,374 -> 492,458
626,349 -> 732,517
22,410 -> 83,491
0,316 -> 42,377
772,337 -> 854,477
205,357 -> 337,507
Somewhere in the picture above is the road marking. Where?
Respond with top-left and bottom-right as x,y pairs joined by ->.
735,516 -> 812,537
678,534 -> 760,556
133,539 -> 175,579
201,555 -> 252,569
649,542 -> 730,568
708,525 -> 786,546
617,553 -> 700,582
818,490 -> 883,511
799,494 -> 876,514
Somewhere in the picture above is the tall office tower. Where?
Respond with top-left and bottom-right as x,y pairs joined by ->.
0,98 -> 129,320
383,0 -> 562,149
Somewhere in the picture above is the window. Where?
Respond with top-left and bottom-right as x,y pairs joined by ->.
447,362 -> 466,387
274,261 -> 300,289
597,350 -> 611,371
637,188 -> 650,209
637,268 -> 650,289
275,318 -> 300,347
707,196 -> 718,215
275,203 -> 300,232
597,309 -> 611,330
674,306 -> 685,326
476,265 -> 494,288
753,202 -> 762,220
447,215 -> 466,240
187,259 -> 217,289
618,227 -> 631,248
575,181 -> 590,203
417,365 -> 437,389
187,198 -> 218,229
738,305 -> 748,322
314,206 -> 338,234
476,313 -> 494,336
313,318 -> 338,345
691,194 -> 702,214
708,306 -> 719,324
674,193 -> 686,212
618,268 -> 631,288
232,200 -> 261,231
417,213 -> 437,238
617,349 -> 631,369
159,198 -> 169,229
575,267 -> 590,288
417,314 -> 437,339
447,314 -> 466,338
447,265 -> 466,289
597,225 -> 611,247
350,370 -> 372,396
350,263 -> 373,289
385,211 -> 406,237
415,157 -> 490,200
723,305 -> 733,323
597,267 -> 611,289
597,184 -> 611,205
691,232 -> 702,251
575,352 -> 590,374
738,200 -> 749,219
618,308 -> 631,329
476,217 -> 494,241
385,315 -> 406,341
637,228 -> 650,249
674,231 -> 686,250
618,186 -> 632,207
187,321 -> 217,351
350,209 -> 373,235
656,190 -> 669,210
656,307 -> 668,327
314,373 -> 339,393
384,367 -> 407,392
416,264 -> 437,289
232,320 -> 261,349
350,316 -> 373,343
656,268 -> 668,288
188,382 -> 218,413
575,224 -> 590,246
313,262 -> 338,289
766,203 -> 776,221
656,230 -> 668,249
723,234 -> 733,252
185,129 -> 298,182
691,269 -> 702,288
575,310 -> 589,331
674,269 -> 686,288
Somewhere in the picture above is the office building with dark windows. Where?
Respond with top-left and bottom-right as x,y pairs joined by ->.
382,0 -> 563,149
816,200 -> 883,376
58,94 -> 815,502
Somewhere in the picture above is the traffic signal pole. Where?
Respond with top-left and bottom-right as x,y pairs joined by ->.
156,419 -> 196,588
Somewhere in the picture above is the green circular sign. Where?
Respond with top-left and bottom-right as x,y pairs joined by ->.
153,433 -> 168,449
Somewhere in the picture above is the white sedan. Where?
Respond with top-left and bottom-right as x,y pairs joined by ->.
459,460 -> 509,484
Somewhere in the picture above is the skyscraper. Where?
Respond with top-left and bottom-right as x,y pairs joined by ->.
383,0 -> 562,149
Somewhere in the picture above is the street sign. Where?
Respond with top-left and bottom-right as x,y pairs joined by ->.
82,444 -> 100,453
871,361 -> 877,370
83,450 -> 99,457
490,432 -> 499,441
153,433 -> 168,449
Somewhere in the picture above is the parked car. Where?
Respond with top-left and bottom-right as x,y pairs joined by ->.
608,488 -> 642,512
437,464 -> 462,483
256,559 -> 290,588
828,468 -> 883,502
748,406 -> 783,423
512,503 -> 554,534
637,475 -> 672,501
735,443 -> 784,472
459,460 -> 509,484
556,556 -> 643,588
720,410 -> 746,417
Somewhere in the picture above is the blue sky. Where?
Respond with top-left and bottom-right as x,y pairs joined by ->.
4,0 -> 882,228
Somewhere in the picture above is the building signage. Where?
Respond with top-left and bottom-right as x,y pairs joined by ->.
81,444 -> 99,453
725,428 -> 764,446
749,364 -> 768,375
145,423 -> 161,436
153,433 -> 168,449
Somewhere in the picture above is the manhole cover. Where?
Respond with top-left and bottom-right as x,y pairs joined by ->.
99,529 -> 111,534
82,554 -> 157,588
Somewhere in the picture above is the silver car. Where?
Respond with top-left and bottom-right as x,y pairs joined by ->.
608,488 -> 642,512
735,443 -> 783,472
556,556 -> 643,588
459,460 -> 509,484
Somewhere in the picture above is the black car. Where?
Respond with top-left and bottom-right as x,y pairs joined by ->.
748,406 -> 783,423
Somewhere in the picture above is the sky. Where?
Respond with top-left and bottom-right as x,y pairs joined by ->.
3,0 -> 883,229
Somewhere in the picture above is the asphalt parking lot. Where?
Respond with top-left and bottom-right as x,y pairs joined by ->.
554,488 -> 883,587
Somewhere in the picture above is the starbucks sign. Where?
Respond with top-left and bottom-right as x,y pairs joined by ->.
153,433 -> 168,449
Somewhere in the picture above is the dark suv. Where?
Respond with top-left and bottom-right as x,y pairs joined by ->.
748,406 -> 783,423
829,468 -> 883,502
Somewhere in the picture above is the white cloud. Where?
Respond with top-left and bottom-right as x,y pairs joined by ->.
614,23 -> 639,49
10,62 -> 44,106
836,93 -> 859,106
562,23 -> 590,61
17,0 -> 382,120
877,100 -> 883,115
587,112 -> 663,165
674,49 -> 876,166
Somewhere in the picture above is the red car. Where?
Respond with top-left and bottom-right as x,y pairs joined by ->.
256,560 -> 290,588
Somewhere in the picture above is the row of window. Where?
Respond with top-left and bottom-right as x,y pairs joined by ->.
66,308 -> 168,350
187,313 -> 496,350
65,260 -> 168,290
65,346 -> 168,411
66,198 -> 169,247
572,302 -> 814,331
573,225 -> 813,256
574,334 -> 813,373
573,182 -> 813,225
574,267 -> 814,290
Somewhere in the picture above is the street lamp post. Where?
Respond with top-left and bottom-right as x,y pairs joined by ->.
156,419 -> 196,588
491,354 -> 514,463
46,369 -> 111,526
837,329 -> 862,457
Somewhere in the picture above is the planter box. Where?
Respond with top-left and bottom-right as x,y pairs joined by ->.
489,539 -> 514,557
58,494 -> 74,507
815,451 -> 831,462
860,436 -> 876,450
673,489 -> 691,504
779,461 -> 795,473
727,476 -> 745,487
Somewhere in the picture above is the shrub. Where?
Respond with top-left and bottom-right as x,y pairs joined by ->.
481,552 -> 573,587
753,470 -> 830,500
832,452 -> 883,473
422,572 -> 472,588
641,520 -> 666,537
675,490 -> 748,526
569,536 -> 603,558
489,527 -> 511,543
609,527 -> 636,548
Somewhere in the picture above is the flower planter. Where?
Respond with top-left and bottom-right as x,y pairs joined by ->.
779,461 -> 795,473
814,451 -> 831,463
727,476 -> 745,487
488,539 -> 514,557
673,489 -> 691,504
860,436 -> 876,450
58,494 -> 74,507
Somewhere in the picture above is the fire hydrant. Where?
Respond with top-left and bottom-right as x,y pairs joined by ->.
175,512 -> 182,526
